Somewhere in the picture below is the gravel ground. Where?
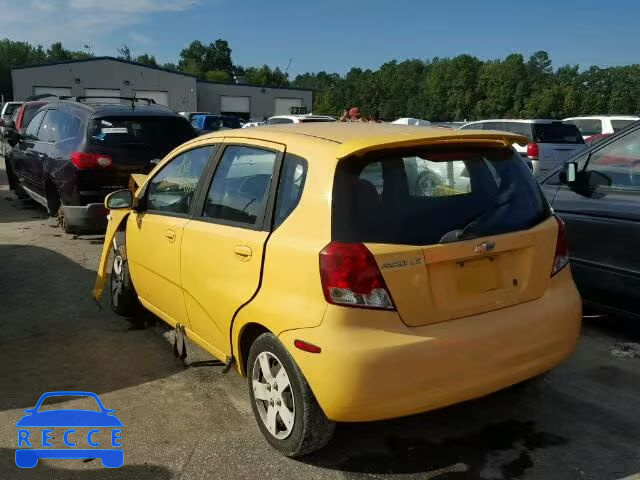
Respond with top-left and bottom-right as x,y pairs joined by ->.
1,156 -> 639,480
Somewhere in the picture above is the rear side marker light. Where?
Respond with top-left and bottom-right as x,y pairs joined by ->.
551,215 -> 569,276
294,340 -> 321,354
319,242 -> 395,310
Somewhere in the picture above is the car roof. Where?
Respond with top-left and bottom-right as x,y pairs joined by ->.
564,115 -> 640,120
269,115 -> 335,120
463,119 -> 561,124
44,100 -> 181,118
197,123 -> 526,159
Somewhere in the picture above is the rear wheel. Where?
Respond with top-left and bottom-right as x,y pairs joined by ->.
110,245 -> 139,316
247,333 -> 335,457
45,181 -> 60,217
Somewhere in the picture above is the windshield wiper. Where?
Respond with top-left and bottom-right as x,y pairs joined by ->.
439,183 -> 517,243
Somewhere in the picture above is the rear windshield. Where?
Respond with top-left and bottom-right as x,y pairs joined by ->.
611,119 -> 638,132
332,146 -> 550,246
533,123 -> 584,144
89,116 -> 196,151
203,116 -> 241,130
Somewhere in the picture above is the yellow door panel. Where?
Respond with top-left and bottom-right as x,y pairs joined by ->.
126,213 -> 190,327
181,221 -> 269,358
92,209 -> 131,302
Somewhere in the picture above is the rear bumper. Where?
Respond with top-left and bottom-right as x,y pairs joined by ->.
62,203 -> 108,232
279,267 -> 582,422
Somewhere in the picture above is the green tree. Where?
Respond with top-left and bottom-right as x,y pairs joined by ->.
204,70 -> 232,82
135,53 -> 158,66
117,44 -> 132,62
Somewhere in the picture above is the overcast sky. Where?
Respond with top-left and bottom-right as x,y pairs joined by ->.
2,0 -> 639,76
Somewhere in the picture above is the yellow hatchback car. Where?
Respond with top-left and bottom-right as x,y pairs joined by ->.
94,123 -> 582,456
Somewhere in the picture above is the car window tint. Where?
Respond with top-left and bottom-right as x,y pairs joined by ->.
38,110 -> 80,142
482,122 -> 507,131
611,119 -> 638,132
274,154 -> 308,229
24,110 -> 46,139
569,119 -> 601,137
146,146 -> 214,214
333,146 -> 548,245
506,122 -> 532,140
586,128 -> 640,191
203,146 -> 277,227
533,123 -> 584,144
405,157 -> 472,197
267,118 -> 294,125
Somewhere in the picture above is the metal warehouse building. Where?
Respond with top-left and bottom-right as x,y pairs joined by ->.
11,57 -> 312,119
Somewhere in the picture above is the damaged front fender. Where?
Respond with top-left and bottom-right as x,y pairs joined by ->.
92,209 -> 131,303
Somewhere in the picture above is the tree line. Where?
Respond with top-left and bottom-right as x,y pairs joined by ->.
2,38 -> 639,121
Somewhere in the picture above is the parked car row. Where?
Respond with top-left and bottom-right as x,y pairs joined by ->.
3,97 -> 197,232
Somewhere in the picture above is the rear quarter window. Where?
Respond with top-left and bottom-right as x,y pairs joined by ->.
332,146 -> 550,246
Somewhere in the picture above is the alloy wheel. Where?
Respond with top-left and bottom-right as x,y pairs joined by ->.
252,351 -> 296,439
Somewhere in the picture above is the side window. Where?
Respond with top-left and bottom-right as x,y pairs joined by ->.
274,154 -> 308,228
483,122 -> 507,132
507,122 -> 532,141
267,118 -> 294,125
585,129 -> 640,191
24,110 -> 46,139
575,119 -> 602,137
146,146 -> 214,214
202,145 -> 277,227
37,110 -> 80,142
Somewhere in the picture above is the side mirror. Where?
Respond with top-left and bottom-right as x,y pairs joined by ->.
105,189 -> 133,210
5,120 -> 16,130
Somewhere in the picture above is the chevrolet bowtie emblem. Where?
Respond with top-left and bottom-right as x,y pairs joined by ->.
474,241 -> 496,254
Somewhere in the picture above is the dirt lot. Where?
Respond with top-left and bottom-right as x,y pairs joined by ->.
1,158 -> 640,480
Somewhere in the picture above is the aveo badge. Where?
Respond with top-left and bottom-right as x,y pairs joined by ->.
15,391 -> 123,469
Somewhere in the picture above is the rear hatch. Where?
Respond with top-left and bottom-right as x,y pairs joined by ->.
82,115 -> 196,191
332,144 -> 557,327
534,122 -> 585,164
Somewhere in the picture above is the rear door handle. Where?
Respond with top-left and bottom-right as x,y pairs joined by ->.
164,230 -> 176,242
234,245 -> 252,260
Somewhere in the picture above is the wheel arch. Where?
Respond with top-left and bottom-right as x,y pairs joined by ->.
235,322 -> 272,376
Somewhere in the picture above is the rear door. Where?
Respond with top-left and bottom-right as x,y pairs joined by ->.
11,110 -> 46,191
126,145 -> 215,327
180,140 -> 283,360
550,126 -> 640,313
332,145 -> 556,327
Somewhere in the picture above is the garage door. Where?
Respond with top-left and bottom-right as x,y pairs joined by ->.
33,86 -> 72,99
84,88 -> 121,103
274,98 -> 303,115
220,96 -> 250,113
134,90 -> 169,106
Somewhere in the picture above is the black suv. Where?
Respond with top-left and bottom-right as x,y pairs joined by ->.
7,98 -> 196,232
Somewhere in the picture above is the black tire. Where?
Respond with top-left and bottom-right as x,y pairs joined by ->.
45,182 -> 60,217
58,206 -> 80,234
247,333 -> 335,457
110,245 -> 139,316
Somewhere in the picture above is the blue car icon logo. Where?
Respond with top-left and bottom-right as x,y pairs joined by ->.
16,391 -> 123,468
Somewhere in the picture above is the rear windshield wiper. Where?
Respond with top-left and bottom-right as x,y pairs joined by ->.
439,183 -> 516,243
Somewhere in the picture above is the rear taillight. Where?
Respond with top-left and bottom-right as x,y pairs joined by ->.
319,242 -> 395,310
70,151 -> 113,169
552,216 -> 569,276
526,142 -> 539,160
